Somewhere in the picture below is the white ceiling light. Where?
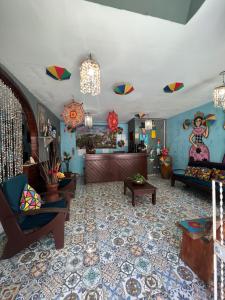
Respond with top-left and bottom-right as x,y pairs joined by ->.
213,71 -> 225,110
84,113 -> 93,128
145,119 -> 153,130
80,54 -> 100,96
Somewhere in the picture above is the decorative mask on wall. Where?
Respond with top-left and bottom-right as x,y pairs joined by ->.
182,119 -> 191,130
61,100 -> 84,131
107,111 -> 118,132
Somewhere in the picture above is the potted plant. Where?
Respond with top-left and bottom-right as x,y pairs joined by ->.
117,139 -> 125,148
129,173 -> 146,185
160,147 -> 172,179
63,151 -> 72,177
39,153 -> 61,198
86,140 -> 96,154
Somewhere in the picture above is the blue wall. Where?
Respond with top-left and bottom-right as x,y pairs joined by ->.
60,122 -> 128,175
167,102 -> 225,169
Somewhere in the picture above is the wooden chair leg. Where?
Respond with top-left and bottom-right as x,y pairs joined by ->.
171,177 -> 175,187
1,239 -> 25,259
66,212 -> 70,221
52,221 -> 64,249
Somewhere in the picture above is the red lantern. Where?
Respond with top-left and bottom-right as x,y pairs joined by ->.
107,111 -> 118,132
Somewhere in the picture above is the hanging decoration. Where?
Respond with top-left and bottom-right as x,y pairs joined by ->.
107,111 -> 118,132
114,83 -> 134,95
213,71 -> 225,110
61,100 -> 84,131
163,82 -> 184,93
46,66 -> 71,80
0,79 -> 23,183
151,125 -> 157,139
80,54 -> 100,96
135,112 -> 146,119
84,113 -> 93,129
145,119 -> 153,130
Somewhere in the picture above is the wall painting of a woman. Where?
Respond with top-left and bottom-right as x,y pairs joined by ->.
189,112 -> 209,161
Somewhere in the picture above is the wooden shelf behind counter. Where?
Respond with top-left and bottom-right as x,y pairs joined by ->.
84,153 -> 147,184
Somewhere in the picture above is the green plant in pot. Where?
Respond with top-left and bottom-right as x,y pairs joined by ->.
63,151 -> 72,176
130,173 -> 146,185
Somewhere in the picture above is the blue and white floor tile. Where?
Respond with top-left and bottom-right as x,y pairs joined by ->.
0,176 -> 213,299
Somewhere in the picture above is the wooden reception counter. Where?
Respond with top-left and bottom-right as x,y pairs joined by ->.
84,153 -> 147,184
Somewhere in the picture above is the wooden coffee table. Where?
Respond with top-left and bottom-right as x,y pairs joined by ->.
124,179 -> 157,206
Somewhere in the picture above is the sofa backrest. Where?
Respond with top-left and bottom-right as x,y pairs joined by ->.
188,161 -> 225,170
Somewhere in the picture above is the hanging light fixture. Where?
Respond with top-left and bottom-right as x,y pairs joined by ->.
80,54 -> 100,96
213,71 -> 225,110
145,119 -> 153,130
85,113 -> 93,129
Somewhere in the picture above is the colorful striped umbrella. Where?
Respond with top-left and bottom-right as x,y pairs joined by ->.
203,114 -> 216,126
114,83 -> 134,95
46,66 -> 71,80
163,82 -> 184,93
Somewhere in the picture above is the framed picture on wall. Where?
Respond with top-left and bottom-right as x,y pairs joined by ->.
76,125 -> 117,149
38,104 -> 47,136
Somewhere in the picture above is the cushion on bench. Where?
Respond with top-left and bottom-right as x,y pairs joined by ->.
20,199 -> 67,230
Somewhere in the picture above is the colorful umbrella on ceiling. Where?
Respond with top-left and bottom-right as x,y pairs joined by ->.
46,66 -> 71,80
135,112 -> 146,119
107,111 -> 118,132
61,100 -> 84,129
163,82 -> 184,93
114,83 -> 134,95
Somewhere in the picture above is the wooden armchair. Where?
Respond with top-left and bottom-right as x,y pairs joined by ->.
0,174 -> 69,259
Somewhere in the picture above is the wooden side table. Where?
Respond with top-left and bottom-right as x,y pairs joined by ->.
59,173 -> 77,193
124,179 -> 156,206
177,218 -> 224,283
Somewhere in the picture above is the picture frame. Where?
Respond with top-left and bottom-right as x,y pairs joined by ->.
38,104 -> 47,136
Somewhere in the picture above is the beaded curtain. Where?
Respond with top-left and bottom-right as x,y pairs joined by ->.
0,79 -> 23,183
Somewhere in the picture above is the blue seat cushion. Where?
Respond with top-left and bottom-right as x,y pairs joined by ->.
2,174 -> 28,213
20,199 -> 67,231
59,178 -> 71,188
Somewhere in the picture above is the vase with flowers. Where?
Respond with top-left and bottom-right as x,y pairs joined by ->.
39,152 -> 61,199
160,147 -> 172,179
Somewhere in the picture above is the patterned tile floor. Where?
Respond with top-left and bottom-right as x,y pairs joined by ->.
0,176 -> 214,300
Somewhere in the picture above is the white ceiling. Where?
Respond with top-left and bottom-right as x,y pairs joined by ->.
0,0 -> 225,122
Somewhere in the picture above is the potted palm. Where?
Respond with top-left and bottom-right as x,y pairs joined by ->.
40,154 -> 61,198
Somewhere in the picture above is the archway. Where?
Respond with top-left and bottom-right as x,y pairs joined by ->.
0,65 -> 38,159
